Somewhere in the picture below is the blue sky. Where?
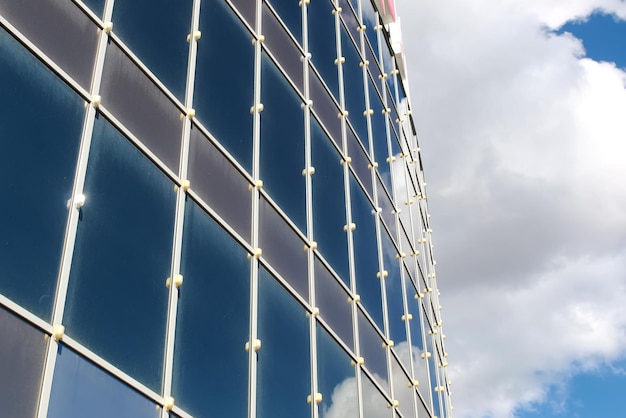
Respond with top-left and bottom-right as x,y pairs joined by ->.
559,12 -> 626,69
396,1 -> 626,417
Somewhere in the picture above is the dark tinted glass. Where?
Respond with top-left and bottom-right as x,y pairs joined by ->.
258,268 -> 310,418
347,127 -> 373,198
195,0 -> 254,171
101,42 -> 183,172
311,120 -> 349,284
357,309 -> 387,388
48,345 -> 159,418
82,0 -> 105,17
231,0 -> 256,27
308,0 -> 339,99
369,81 -> 388,166
267,0 -> 302,43
350,176 -> 383,329
341,27 -> 368,146
263,3 -> 304,92
65,117 -> 175,391
112,0 -> 192,100
173,199 -> 250,418
314,257 -> 353,349
316,325 -> 358,418
310,70 -> 342,148
382,232 -> 407,345
377,178 -> 396,240
361,2 -> 380,65
0,0 -> 98,87
339,0 -> 360,47
259,198 -> 309,300
0,28 -> 83,320
0,307 -> 47,418
260,53 -> 306,232
188,124 -> 251,242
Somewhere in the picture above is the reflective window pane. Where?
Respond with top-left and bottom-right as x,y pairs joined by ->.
347,127 -> 373,198
258,267 -> 310,418
188,124 -> 251,242
48,345 -> 159,418
311,120 -> 349,285
339,0 -> 360,48
0,0 -> 98,87
267,0 -> 302,44
0,28 -> 83,320
65,117 -> 175,391
391,355 -> 414,418
259,197 -> 309,301
230,0 -> 256,27
173,199 -> 250,418
341,26 -> 368,146
308,0 -> 339,99
263,3 -> 304,93
82,0 -> 105,18
317,324 -> 358,418
260,53 -> 306,232
0,307 -> 47,418
195,0 -> 254,171
315,257 -> 353,349
361,371 -> 392,418
310,70 -> 342,148
101,42 -> 183,172
382,232 -> 407,345
377,178 -> 396,240
350,176 -> 383,329
357,309 -> 387,388
112,0 -> 192,100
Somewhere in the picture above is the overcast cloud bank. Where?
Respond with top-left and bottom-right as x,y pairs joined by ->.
395,0 -> 626,416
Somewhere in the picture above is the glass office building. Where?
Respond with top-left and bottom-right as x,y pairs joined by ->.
0,0 -> 452,417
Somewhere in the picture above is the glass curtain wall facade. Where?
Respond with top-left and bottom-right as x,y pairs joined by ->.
0,0 -> 452,417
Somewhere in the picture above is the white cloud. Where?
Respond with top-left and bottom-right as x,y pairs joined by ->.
394,0 -> 626,416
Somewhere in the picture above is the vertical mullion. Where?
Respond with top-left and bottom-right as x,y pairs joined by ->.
248,1 -> 263,418
301,2 -> 319,418
35,2 -> 116,417
160,0 -> 201,415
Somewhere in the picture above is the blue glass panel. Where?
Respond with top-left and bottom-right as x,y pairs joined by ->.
258,267 -> 310,418
112,0 -> 192,100
382,232 -> 406,345
101,42 -> 183,173
341,26 -> 368,146
263,3 -> 304,92
347,127 -> 373,198
195,0 -> 254,171
260,53 -> 306,232
48,345 -> 159,418
81,0 -> 105,17
0,307 -> 47,417
310,70 -> 342,148
317,324 -> 358,418
0,28 -> 83,320
369,81 -> 387,165
362,1 -> 380,62
377,178 -> 396,240
339,0 -> 361,46
65,117 -> 175,391
350,176 -> 383,329
314,257 -> 353,349
311,119 -> 349,285
188,124 -> 251,242
173,199 -> 250,418
259,198 -> 309,301
357,309 -> 387,388
308,0 -> 339,99
268,0 -> 302,44
0,0 -> 98,87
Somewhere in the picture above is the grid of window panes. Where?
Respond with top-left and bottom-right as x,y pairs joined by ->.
0,0 -> 452,417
